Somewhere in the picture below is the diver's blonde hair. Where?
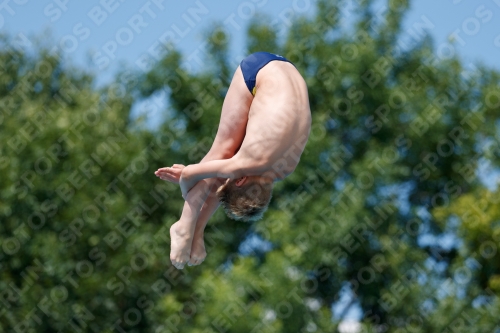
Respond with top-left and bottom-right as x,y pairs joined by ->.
216,178 -> 273,222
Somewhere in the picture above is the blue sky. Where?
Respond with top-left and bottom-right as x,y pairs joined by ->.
2,0 -> 499,87
3,0 -> 498,136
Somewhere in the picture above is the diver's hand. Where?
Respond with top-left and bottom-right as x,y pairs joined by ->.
155,164 -> 185,184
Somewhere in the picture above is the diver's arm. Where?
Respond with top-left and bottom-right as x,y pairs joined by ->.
179,158 -> 248,198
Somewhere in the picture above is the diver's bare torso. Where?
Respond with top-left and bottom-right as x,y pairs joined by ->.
235,61 -> 311,181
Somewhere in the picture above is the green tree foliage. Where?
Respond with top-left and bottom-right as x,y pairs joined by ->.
2,0 -> 500,332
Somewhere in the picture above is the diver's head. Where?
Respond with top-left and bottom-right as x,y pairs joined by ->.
216,175 -> 274,222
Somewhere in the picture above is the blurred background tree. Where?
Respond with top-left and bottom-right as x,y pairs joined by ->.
1,0 -> 500,332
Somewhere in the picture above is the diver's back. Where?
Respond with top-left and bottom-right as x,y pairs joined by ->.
239,60 -> 311,177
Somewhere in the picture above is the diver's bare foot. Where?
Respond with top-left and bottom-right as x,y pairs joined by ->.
169,221 -> 193,269
188,233 -> 206,266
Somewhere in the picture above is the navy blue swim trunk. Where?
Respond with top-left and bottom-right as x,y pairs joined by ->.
240,52 -> 293,96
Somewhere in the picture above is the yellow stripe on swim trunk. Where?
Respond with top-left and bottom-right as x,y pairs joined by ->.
252,86 -> 257,96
